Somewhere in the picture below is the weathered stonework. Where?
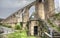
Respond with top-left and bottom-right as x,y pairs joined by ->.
35,0 -> 45,20
22,7 -> 29,30
44,0 -> 55,18
1,0 -> 55,36
29,20 -> 39,36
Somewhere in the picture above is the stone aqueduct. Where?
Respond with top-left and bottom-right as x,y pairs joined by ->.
1,0 -> 55,35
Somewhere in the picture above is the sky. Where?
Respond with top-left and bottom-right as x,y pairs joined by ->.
54,0 -> 60,13
0,0 -> 35,19
0,0 -> 60,19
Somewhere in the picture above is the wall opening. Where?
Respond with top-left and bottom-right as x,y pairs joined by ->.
34,26 -> 38,36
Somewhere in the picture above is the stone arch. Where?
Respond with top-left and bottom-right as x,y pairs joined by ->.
29,6 -> 35,17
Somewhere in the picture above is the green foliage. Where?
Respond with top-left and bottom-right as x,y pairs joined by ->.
47,19 -> 60,31
47,19 -> 55,27
28,36 -> 36,38
15,23 -> 22,30
7,31 -> 21,38
53,13 -> 60,20
7,25 -> 12,28
1,22 -> 36,38
0,23 -> 2,25
47,13 -> 60,32
20,30 -> 27,38
6,30 -> 36,38
0,24 -> 12,28
57,27 -> 60,31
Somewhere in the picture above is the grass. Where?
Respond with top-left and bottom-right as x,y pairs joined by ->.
7,31 -> 27,38
3,22 -> 36,38
6,30 -> 36,38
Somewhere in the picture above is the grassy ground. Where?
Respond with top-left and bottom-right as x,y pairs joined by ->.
0,23 -> 36,38
6,30 -> 36,38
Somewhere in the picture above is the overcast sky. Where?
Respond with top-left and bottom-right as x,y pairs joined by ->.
0,0 -> 35,19
0,0 -> 60,19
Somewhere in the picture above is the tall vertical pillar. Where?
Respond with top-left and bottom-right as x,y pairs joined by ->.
35,0 -> 45,37
44,0 -> 55,18
48,0 -> 55,16
23,7 -> 29,30
17,10 -> 22,22
35,0 -> 45,20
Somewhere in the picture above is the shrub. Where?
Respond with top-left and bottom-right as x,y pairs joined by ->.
7,25 -> 12,28
15,23 -> 22,30
15,25 -> 21,30
47,19 -> 55,27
